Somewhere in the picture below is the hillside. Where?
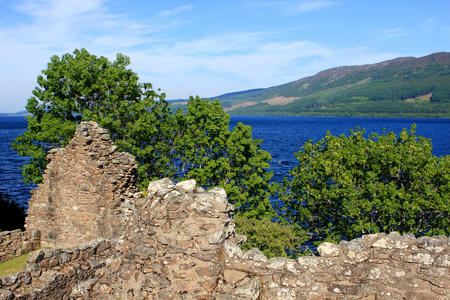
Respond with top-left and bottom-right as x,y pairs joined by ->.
170,52 -> 450,117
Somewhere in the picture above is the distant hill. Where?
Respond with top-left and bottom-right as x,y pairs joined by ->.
170,52 -> 450,118
0,111 -> 30,116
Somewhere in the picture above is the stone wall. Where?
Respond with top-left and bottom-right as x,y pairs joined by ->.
25,121 -> 138,248
85,178 -> 243,299
2,178 -> 450,299
218,232 -> 450,299
1,121 -> 449,299
0,179 -> 242,299
0,238 -> 115,299
0,230 -> 40,264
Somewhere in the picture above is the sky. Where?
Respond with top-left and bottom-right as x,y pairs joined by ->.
1,0 -> 449,113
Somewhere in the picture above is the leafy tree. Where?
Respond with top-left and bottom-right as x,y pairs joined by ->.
279,125 -> 450,245
175,96 -> 275,218
13,49 -> 282,253
173,96 -> 294,254
13,49 -> 277,214
12,48 -> 176,188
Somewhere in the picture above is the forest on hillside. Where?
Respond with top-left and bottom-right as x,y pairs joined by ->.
170,54 -> 450,118
227,61 -> 450,117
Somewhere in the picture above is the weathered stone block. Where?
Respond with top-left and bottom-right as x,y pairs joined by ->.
317,242 -> 342,257
175,179 -> 196,192
371,232 -> 415,250
26,249 -> 45,264
1,275 -> 18,286
223,269 -> 248,284
242,248 -> 267,263
403,251 -> 435,265
267,257 -> 286,270
328,283 -> 362,295
234,278 -> 259,300
435,254 -> 450,267
341,239 -> 370,263
148,178 -> 175,193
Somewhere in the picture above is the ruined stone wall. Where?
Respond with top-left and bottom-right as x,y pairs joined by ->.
3,178 -> 449,299
87,178 -> 243,299
0,230 -> 40,264
0,179 -> 241,299
219,232 -> 450,299
25,122 -> 137,248
2,121 -> 448,299
0,238 -> 115,299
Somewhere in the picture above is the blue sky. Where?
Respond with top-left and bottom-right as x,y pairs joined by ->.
1,0 -> 449,113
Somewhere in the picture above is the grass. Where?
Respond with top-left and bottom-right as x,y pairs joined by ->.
0,252 -> 31,277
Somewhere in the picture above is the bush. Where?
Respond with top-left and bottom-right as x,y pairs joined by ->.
234,216 -> 306,258
279,124 -> 450,245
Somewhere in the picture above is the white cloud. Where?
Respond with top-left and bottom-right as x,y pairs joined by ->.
0,0 -> 410,112
247,0 -> 340,16
126,35 -> 400,100
15,0 -> 103,19
370,28 -> 412,41
285,0 -> 340,14
160,4 -> 193,17
420,17 -> 439,34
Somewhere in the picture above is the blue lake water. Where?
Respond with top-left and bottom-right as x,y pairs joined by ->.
1,115 -> 449,209
230,116 -> 450,183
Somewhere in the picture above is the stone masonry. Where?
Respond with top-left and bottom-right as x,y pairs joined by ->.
0,230 -> 40,264
1,121 -> 449,299
25,121 -> 137,248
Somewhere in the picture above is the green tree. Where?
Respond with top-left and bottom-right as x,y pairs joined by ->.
175,96 -> 275,218
12,48 -> 176,188
13,49 -> 289,255
279,125 -> 450,245
175,97 -> 302,257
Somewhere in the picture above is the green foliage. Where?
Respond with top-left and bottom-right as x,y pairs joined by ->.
0,192 -> 25,231
279,125 -> 450,245
175,96 -> 275,218
235,216 -> 306,258
12,48 -> 176,188
13,49 -> 276,222
431,85 -> 450,103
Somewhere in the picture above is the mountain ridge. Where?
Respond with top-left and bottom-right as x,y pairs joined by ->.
170,52 -> 450,117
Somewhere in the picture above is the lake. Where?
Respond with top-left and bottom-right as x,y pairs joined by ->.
1,115 -> 449,209
230,116 -> 450,183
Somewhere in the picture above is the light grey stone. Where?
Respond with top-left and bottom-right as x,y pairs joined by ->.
209,187 -> 227,198
176,179 -> 197,192
404,252 -> 434,265
147,178 -> 174,193
417,236 -> 447,253
70,278 -> 99,298
435,254 -> 450,267
267,257 -> 287,270
234,278 -> 260,300
317,242 -> 341,257
1,274 -> 18,286
26,249 -> 45,263
371,232 -> 414,250
242,248 -> 268,263
222,241 -> 244,260
208,230 -> 225,244
342,239 -> 370,263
